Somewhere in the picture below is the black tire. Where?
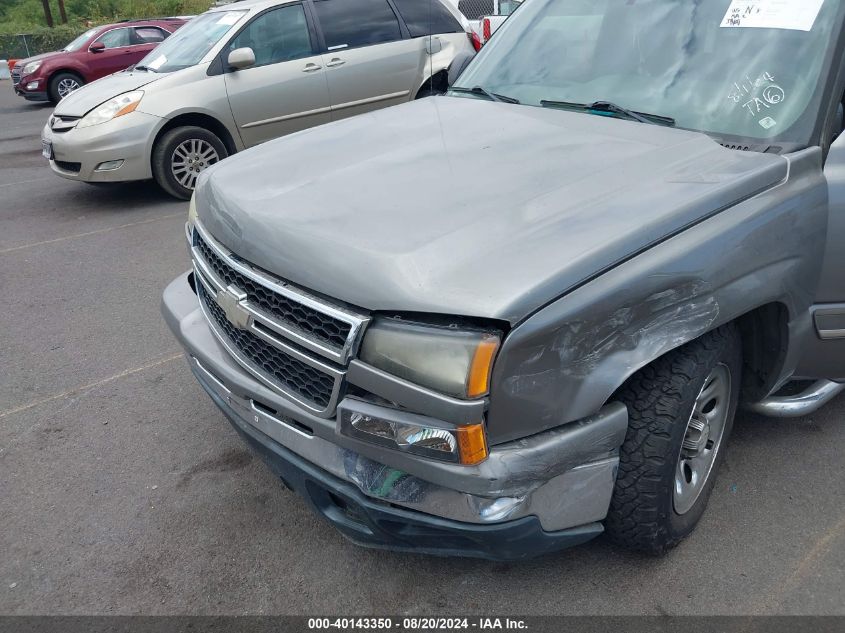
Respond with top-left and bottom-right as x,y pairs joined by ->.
151,126 -> 228,200
605,324 -> 742,553
48,72 -> 84,104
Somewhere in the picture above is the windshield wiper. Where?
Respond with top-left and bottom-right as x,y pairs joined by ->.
133,65 -> 157,73
450,86 -> 520,104
540,99 -> 675,127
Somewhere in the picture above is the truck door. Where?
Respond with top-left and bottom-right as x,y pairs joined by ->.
797,98 -> 845,380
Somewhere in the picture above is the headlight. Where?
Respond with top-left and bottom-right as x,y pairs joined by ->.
22,61 -> 41,76
360,318 -> 501,399
339,400 -> 489,465
77,91 -> 143,128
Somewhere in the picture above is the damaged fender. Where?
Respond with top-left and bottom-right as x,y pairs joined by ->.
487,148 -> 829,443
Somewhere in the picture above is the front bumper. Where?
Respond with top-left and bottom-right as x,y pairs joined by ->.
163,271 -> 627,557
13,74 -> 49,101
220,383 -> 603,559
41,111 -> 162,182
16,88 -> 49,101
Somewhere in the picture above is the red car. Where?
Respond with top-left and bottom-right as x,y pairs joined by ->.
12,18 -> 186,104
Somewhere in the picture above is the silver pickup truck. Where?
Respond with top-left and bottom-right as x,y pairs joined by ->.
163,0 -> 845,558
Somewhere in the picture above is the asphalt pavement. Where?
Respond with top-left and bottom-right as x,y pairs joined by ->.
0,86 -> 843,616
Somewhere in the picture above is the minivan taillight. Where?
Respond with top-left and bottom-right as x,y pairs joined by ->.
469,30 -> 482,51
482,17 -> 492,42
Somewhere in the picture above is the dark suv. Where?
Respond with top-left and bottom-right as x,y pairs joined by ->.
12,18 -> 185,104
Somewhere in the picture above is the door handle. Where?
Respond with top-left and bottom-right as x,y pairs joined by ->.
302,63 -> 322,72
325,58 -> 346,68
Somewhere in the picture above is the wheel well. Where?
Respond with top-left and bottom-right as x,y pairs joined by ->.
611,302 -> 790,405
416,70 -> 449,98
153,113 -> 238,158
735,302 -> 790,401
48,69 -> 83,85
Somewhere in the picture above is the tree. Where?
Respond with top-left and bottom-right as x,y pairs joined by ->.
57,0 -> 68,23
41,0 -> 54,26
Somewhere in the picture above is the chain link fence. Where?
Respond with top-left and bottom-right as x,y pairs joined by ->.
0,26 -> 89,61
457,0 -> 495,20
2,34 -> 34,59
456,0 -> 523,20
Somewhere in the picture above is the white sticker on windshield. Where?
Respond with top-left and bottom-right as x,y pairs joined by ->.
216,12 -> 241,25
147,54 -> 166,70
720,0 -> 824,31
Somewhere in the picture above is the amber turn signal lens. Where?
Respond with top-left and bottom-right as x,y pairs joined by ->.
466,335 -> 500,398
456,423 -> 488,465
115,100 -> 140,118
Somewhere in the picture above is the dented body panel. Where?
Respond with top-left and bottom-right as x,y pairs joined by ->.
488,148 -> 829,441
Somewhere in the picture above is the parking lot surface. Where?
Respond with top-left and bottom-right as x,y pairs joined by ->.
0,87 -> 843,616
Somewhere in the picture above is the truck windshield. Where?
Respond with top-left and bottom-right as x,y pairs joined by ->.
135,10 -> 247,73
454,0 -> 844,145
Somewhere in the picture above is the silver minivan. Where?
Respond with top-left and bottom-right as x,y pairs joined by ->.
41,0 -> 475,198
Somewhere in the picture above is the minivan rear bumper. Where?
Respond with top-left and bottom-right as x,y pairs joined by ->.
163,271 -> 627,557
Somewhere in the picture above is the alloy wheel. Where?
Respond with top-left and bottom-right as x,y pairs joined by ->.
57,78 -> 81,99
171,139 -> 220,191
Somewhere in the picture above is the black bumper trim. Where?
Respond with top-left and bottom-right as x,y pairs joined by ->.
199,370 -> 603,560
17,89 -> 49,102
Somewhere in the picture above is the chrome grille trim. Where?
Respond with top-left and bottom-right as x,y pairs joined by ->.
49,115 -> 80,132
191,219 -> 369,364
194,265 -> 344,417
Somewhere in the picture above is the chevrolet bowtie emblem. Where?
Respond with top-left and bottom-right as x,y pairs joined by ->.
215,285 -> 252,330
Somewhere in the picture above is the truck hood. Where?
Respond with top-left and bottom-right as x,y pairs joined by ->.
53,70 -> 162,117
196,97 -> 788,324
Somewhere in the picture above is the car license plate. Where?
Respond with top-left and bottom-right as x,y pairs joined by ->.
41,140 -> 53,160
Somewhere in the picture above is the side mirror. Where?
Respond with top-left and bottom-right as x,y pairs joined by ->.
447,50 -> 476,87
89,41 -> 105,53
228,47 -> 256,70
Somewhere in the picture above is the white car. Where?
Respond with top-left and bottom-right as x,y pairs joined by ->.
42,0 -> 476,199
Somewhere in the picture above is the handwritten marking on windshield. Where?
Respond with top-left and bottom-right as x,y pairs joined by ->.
728,71 -> 776,103
742,84 -> 786,117
726,70 -> 785,119
762,85 -> 785,105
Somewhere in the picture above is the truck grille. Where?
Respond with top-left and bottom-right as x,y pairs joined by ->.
195,233 -> 351,351
190,221 -> 368,417
197,282 -> 336,409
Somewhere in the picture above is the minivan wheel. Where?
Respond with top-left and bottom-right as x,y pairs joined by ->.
152,126 -> 228,200
49,72 -> 84,103
605,324 -> 742,554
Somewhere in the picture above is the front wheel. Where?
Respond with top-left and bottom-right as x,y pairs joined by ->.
48,72 -> 84,104
152,126 -> 228,200
605,324 -> 742,553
